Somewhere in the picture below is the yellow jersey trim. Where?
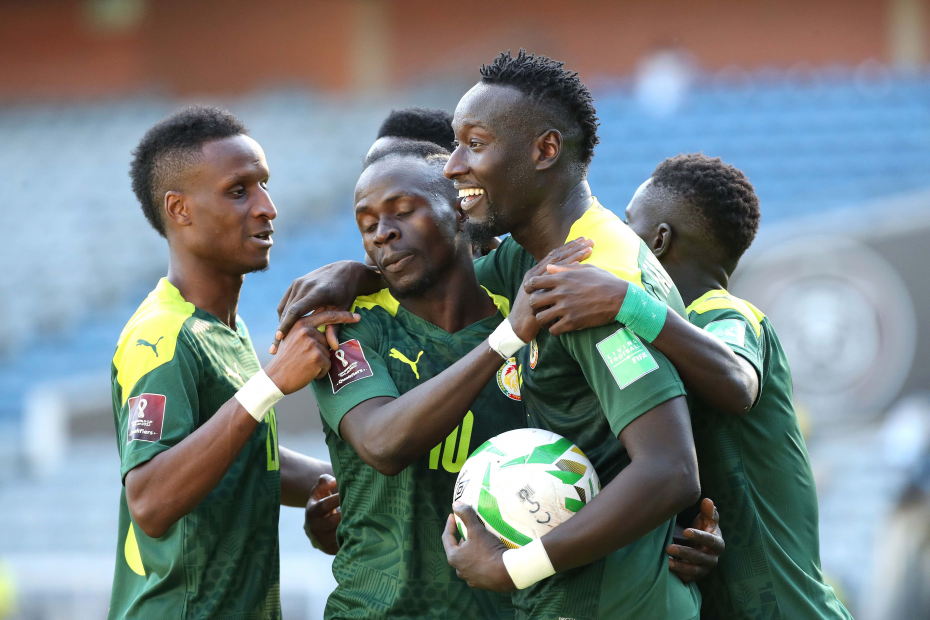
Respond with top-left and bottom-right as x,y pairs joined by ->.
113,278 -> 195,405
566,199 -> 645,289
124,522 -> 146,576
686,289 -> 765,337
351,286 -> 510,318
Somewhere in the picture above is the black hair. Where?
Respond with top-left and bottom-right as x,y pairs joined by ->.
376,107 -> 455,151
651,154 -> 761,262
480,49 -> 599,166
130,105 -> 248,237
362,139 -> 455,201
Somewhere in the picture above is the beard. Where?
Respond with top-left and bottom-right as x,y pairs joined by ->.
386,265 -> 438,300
464,198 -> 507,247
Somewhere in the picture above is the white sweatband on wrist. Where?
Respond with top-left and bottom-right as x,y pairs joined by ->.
488,318 -> 527,360
502,538 -> 556,589
235,370 -> 284,422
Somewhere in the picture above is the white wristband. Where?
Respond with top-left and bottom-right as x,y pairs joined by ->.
235,370 -> 284,422
502,538 -> 556,590
488,318 -> 527,359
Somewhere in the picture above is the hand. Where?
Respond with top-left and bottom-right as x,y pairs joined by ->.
304,474 -> 341,555
668,498 -> 725,583
523,263 -> 629,336
509,238 -> 594,342
265,309 -> 361,394
271,261 -> 382,354
441,503 -> 516,592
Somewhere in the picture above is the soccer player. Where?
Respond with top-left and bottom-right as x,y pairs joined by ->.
520,154 -> 853,619
110,106 -> 357,619
283,51 -> 721,620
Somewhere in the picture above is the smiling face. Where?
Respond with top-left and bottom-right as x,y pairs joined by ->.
444,83 -> 543,242
354,155 -> 466,299
168,134 -> 276,275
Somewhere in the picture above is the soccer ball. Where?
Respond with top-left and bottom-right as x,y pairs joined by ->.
452,428 -> 600,547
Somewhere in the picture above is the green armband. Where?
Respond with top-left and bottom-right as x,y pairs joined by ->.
615,284 -> 668,342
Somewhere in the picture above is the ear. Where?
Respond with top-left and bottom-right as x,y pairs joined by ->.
534,129 -> 562,171
653,223 -> 672,258
164,191 -> 192,228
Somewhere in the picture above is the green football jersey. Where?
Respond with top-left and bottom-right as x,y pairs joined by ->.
686,290 -> 852,620
108,278 -> 282,620
475,202 -> 701,620
311,288 -> 524,620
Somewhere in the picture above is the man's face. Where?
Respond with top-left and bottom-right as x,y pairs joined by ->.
444,83 -> 539,241
624,178 -> 662,248
354,157 -> 463,298
180,135 -> 275,274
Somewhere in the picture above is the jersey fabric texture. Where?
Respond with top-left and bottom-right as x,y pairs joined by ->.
108,278 -> 281,620
474,201 -> 700,620
686,289 -> 852,620
311,287 -> 523,620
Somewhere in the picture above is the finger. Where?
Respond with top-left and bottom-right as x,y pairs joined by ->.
311,511 -> 343,534
547,263 -> 585,274
701,497 -> 718,523
550,245 -> 593,266
309,493 -> 342,518
668,544 -> 717,566
307,310 -> 362,329
314,473 -> 337,494
527,290 -> 559,311
277,281 -> 296,320
534,307 -> 566,328
546,316 -> 574,337
452,502 -> 484,531
684,528 -> 725,554
524,273 -> 565,293
274,301 -> 310,351
668,558 -> 701,582
325,324 -> 341,351
441,513 -> 461,557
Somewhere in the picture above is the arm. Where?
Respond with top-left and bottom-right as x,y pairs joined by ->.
280,447 -> 334,507
442,396 -> 700,590
126,310 -> 357,538
667,498 -> 726,583
527,264 -> 759,414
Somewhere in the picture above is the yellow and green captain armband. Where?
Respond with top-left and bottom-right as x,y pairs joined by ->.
615,284 -> 668,343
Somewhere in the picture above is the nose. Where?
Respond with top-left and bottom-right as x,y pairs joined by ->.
254,187 -> 277,220
444,145 -> 467,180
373,217 -> 400,246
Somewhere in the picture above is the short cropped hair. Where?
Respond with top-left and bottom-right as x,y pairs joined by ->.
480,49 -> 599,166
376,107 -> 455,151
651,154 -> 761,262
130,105 -> 247,237
363,139 -> 455,201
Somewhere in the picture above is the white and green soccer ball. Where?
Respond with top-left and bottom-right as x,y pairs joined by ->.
452,428 -> 600,548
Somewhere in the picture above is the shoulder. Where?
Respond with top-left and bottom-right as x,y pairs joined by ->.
571,202 -> 647,283
342,291 -> 398,347
687,290 -> 765,337
112,280 -> 197,404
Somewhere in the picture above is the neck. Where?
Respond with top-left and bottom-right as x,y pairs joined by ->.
396,254 -> 497,333
510,179 -> 593,261
663,259 -> 729,307
166,245 -> 244,329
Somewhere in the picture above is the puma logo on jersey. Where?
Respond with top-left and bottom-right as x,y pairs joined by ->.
136,336 -> 164,357
225,363 -> 242,383
389,348 -> 423,379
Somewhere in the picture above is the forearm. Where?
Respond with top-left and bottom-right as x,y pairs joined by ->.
126,398 -> 258,537
348,344 -> 507,475
541,453 -> 699,572
650,311 -> 757,414
280,447 -> 334,507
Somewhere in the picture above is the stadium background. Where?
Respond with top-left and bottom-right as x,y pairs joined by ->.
1,0 -> 929,617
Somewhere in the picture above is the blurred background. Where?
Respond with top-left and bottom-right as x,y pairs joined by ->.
1,0 -> 929,618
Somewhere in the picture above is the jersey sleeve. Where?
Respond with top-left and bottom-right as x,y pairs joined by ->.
115,337 -> 200,482
560,324 -> 687,437
473,237 -> 536,302
690,308 -> 765,385
310,317 -> 400,438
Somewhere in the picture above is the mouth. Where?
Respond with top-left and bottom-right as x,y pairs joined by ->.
382,251 -> 415,273
457,187 -> 486,212
250,230 -> 274,247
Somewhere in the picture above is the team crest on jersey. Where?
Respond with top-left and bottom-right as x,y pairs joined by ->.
529,339 -> 539,369
497,357 -> 521,401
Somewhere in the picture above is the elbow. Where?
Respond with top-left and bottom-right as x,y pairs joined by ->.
128,498 -> 170,539
669,457 -> 701,513
717,374 -> 757,416
358,437 -> 409,477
